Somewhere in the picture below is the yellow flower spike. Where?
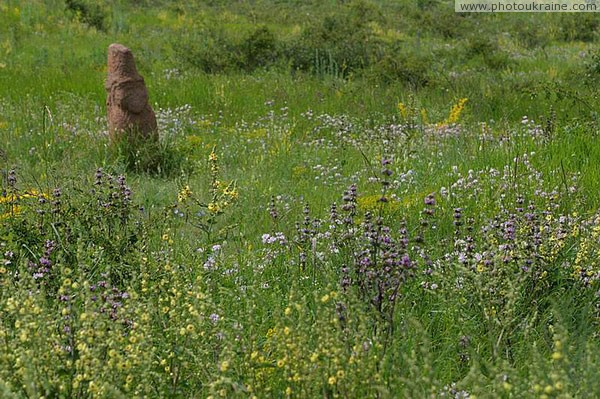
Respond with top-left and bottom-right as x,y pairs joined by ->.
555,382 -> 563,391
438,98 -> 468,127
554,340 -> 562,350
220,360 -> 229,372
448,98 -> 468,124
420,108 -> 428,124
397,102 -> 408,119
207,202 -> 221,214
177,185 -> 193,202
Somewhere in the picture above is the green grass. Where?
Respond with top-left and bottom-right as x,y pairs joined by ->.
0,0 -> 599,397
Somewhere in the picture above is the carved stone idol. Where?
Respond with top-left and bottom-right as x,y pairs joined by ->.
105,43 -> 158,143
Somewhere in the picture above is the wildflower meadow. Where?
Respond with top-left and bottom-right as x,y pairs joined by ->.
1,1 -> 599,398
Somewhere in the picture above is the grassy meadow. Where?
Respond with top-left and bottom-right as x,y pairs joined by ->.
1,0 -> 600,397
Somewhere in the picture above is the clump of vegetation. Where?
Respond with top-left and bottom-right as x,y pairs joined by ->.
65,0 -> 107,31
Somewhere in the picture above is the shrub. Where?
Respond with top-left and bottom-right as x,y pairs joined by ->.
286,2 -> 383,77
64,0 -> 107,31
512,16 -> 552,49
466,35 -> 512,70
419,2 -> 473,39
557,13 -> 599,42
369,45 -> 434,87
585,48 -> 600,80
241,26 -> 279,70
174,28 -> 242,74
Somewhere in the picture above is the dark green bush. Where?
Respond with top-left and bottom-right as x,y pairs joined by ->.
64,0 -> 107,31
466,35 -> 512,70
285,1 -> 383,77
558,14 -> 599,42
585,48 -> 600,82
174,28 -> 242,73
175,26 -> 280,73
369,45 -> 433,88
240,26 -> 279,70
419,3 -> 473,39
512,17 -> 552,49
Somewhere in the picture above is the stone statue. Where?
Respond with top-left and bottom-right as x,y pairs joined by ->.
105,43 -> 158,143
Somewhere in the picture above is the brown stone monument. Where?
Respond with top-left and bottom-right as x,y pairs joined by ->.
105,43 -> 158,143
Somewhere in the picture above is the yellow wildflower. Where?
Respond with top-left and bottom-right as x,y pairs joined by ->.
420,108 -> 428,124
220,360 -> 229,372
397,102 -> 408,118
223,186 -> 238,199
445,98 -> 468,125
555,382 -> 563,391
437,98 -> 468,128
177,185 -> 192,202
207,202 -> 221,213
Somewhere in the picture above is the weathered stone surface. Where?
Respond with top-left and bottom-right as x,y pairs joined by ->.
105,43 -> 158,143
